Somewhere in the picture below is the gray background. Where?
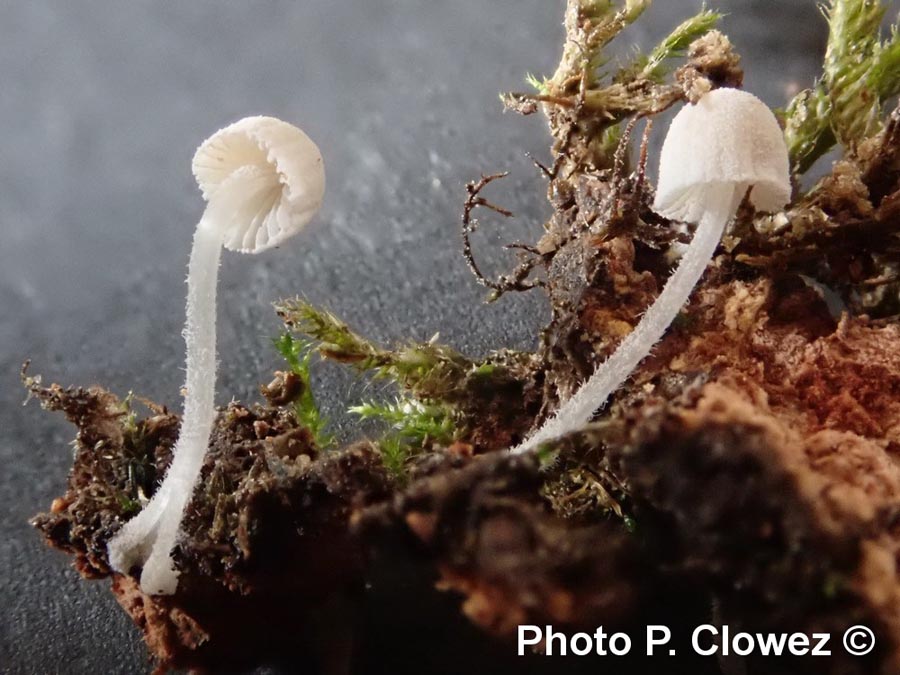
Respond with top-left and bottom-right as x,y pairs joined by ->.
0,1 -> 829,672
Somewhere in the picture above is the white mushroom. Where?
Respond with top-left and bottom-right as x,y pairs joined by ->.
107,116 -> 325,594
512,88 -> 790,455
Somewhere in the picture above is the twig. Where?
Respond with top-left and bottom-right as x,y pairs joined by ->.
609,116 -> 639,198
461,173 -> 543,298
551,60 -> 591,180
631,118 -> 654,213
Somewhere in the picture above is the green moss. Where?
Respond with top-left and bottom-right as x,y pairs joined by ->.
273,332 -> 333,448
785,0 -> 900,174
276,299 -> 473,402
350,398 -> 457,446
503,2 -> 723,170
525,72 -> 550,95
117,493 -> 142,516
619,8 -> 723,83
370,436 -> 407,481
535,444 -> 560,470
351,397 -> 458,480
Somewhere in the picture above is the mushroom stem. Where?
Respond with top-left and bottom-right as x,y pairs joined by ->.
108,220 -> 223,594
511,186 -> 737,455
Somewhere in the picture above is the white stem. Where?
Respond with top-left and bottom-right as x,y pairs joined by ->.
511,188 -> 737,455
107,219 -> 222,594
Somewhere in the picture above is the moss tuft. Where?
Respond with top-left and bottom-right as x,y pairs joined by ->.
272,332 -> 333,448
785,0 -> 900,174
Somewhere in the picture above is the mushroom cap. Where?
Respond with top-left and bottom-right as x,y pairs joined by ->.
192,115 -> 325,253
653,88 -> 791,224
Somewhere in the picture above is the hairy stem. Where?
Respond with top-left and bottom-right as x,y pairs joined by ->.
512,187 -> 736,454
107,222 -> 222,594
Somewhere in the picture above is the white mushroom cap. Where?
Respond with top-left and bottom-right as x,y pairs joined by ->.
654,88 -> 791,223
192,115 -> 325,253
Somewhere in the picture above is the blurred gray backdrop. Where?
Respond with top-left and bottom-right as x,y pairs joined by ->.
0,1 -> 829,672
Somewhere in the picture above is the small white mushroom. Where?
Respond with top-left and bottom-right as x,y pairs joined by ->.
512,88 -> 790,454
107,116 -> 325,594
